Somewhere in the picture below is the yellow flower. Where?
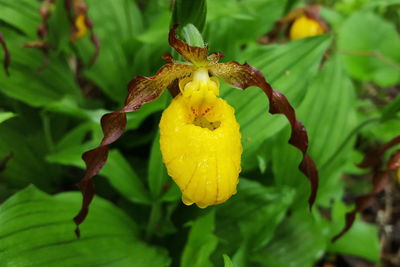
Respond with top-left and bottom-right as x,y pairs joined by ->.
290,15 -> 325,40
159,68 -> 242,208
72,13 -> 88,41
73,25 -> 319,235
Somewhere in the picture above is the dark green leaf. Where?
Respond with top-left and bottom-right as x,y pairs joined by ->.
148,131 -> 168,199
76,0 -> 144,103
181,210 -> 218,267
101,150 -> 151,205
327,202 -> 380,262
253,209 -> 329,267
338,11 -> 400,87
172,0 -> 207,33
223,254 -> 234,267
0,0 -> 40,37
381,95 -> 400,121
0,186 -> 171,266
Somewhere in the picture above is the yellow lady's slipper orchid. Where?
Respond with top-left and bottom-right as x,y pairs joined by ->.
159,68 -> 242,208
290,15 -> 325,40
73,25 -> 319,236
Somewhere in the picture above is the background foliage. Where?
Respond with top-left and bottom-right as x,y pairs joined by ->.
0,0 -> 399,266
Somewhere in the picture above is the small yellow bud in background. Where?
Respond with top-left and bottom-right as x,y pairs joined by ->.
72,14 -> 87,41
159,68 -> 242,208
397,168 -> 400,184
290,15 -> 324,40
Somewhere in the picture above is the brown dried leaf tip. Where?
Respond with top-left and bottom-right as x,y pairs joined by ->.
73,24 -> 319,236
332,136 -> 400,242
0,32 -> 11,76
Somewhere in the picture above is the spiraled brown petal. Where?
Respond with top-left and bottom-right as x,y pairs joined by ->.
332,135 -> 400,242
169,24 -> 209,66
209,61 -> 319,209
332,171 -> 390,242
162,53 -> 174,63
0,33 -> 10,76
73,62 -> 195,236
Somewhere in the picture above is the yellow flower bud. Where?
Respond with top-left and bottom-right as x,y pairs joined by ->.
397,168 -> 400,184
289,15 -> 324,40
159,68 -> 242,208
72,14 -> 87,41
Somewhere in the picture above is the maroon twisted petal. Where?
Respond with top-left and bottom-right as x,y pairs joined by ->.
209,61 -> 319,209
73,62 -> 194,237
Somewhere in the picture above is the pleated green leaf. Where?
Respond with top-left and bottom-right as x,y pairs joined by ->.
338,11 -> 400,87
0,0 -> 40,37
76,0 -> 144,103
0,186 -> 171,267
0,28 -> 82,108
252,209 -> 329,267
181,210 -> 218,267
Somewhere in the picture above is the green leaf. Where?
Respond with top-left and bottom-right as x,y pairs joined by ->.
76,0 -> 144,103
0,186 -> 171,266
46,123 -> 151,205
0,0 -> 40,37
217,179 -> 295,251
172,0 -> 207,33
213,180 -> 294,267
223,254 -> 234,267
148,131 -> 168,199
328,202 -> 380,262
0,120 -> 60,191
0,28 -> 82,108
252,209 -> 330,267
182,24 -> 205,48
101,150 -> 151,205
338,11 -> 400,87
221,34 -> 332,170
147,130 -> 181,203
181,210 -> 218,267
206,0 -> 286,59
46,122 -> 98,168
381,95 -> 400,121
0,111 -> 15,124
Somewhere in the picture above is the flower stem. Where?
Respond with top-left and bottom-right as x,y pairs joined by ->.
41,111 -> 54,151
145,202 -> 162,241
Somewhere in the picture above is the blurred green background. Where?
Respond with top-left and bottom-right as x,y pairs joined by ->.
0,0 -> 399,266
